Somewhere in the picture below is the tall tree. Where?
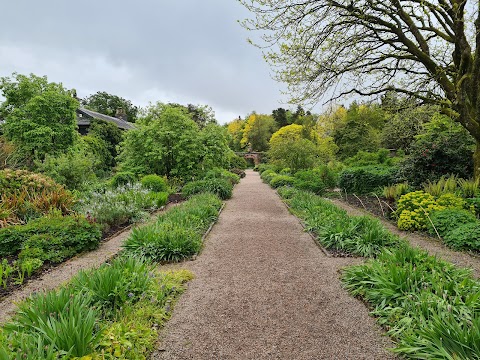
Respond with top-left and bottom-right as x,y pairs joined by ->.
82,91 -> 138,122
0,73 -> 78,164
241,113 -> 277,151
240,1 -> 480,176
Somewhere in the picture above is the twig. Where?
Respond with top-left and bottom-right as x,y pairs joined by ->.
353,194 -> 367,211
373,193 -> 385,217
381,200 -> 396,213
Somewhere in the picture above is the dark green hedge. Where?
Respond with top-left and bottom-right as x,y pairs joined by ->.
339,165 -> 398,194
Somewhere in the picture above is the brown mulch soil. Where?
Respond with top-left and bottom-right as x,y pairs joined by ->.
332,198 -> 480,278
153,170 -> 396,359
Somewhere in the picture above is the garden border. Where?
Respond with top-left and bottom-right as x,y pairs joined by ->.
275,190 -> 331,257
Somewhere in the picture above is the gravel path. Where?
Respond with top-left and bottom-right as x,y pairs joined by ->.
0,205 -> 175,324
153,170 -> 395,360
331,199 -> 480,278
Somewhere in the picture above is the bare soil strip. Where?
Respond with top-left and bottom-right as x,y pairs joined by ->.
332,199 -> 480,278
0,204 -> 176,324
153,170 -> 395,360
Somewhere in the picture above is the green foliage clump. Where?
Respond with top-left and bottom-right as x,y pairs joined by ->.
339,165 -> 397,194
383,182 -> 411,202
4,287 -> 101,357
228,153 -> 248,170
0,254 -> 193,359
269,174 -> 295,188
396,191 -> 442,231
422,175 -> 458,197
260,169 -> 278,184
229,168 -> 246,178
110,171 -> 137,188
182,178 -> 233,200
342,244 -> 480,359
203,168 -> 240,185
79,184 -> 165,229
293,166 -> 337,194
427,209 -> 477,238
344,148 -> 401,167
0,215 -> 101,259
279,189 -> 399,257
124,193 -> 222,262
443,222 -> 480,251
400,115 -> 474,186
396,191 -> 470,231
141,174 -> 168,192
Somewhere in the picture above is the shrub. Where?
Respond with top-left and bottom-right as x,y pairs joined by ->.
260,170 -> 277,183
427,209 -> 477,238
269,175 -> 295,188
396,191 -> 442,231
466,197 -> 480,217
293,168 -> 331,194
279,168 -> 292,175
203,168 -> 240,185
0,169 -> 76,226
182,178 -> 232,200
229,168 -> 246,178
436,192 -> 468,209
339,165 -> 398,194
0,215 -> 102,258
141,174 -> 168,192
147,191 -> 169,208
228,153 -> 247,169
343,148 -> 400,167
110,171 -> 137,188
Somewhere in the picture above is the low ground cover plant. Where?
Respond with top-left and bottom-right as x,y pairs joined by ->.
124,193 -> 222,262
181,178 -> 232,200
0,255 -> 193,359
203,168 -> 240,185
342,244 -> 480,359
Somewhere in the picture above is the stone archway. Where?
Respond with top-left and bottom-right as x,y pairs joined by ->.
237,152 -> 262,165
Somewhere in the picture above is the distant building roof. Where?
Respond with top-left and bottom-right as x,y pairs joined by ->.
77,108 -> 135,130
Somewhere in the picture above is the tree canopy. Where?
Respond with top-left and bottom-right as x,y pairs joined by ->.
0,74 -> 78,164
82,91 -> 139,123
240,0 -> 480,174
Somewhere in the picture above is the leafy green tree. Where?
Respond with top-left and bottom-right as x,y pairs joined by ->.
82,91 -> 138,122
400,115 -> 475,186
269,138 -> 318,172
88,119 -> 123,168
117,104 -> 201,178
241,113 -> 277,151
333,103 -> 386,159
381,105 -> 437,152
0,73 -> 78,164
226,118 -> 246,151
199,124 -> 231,171
272,108 -> 293,128
240,0 -> 480,177
167,103 -> 217,129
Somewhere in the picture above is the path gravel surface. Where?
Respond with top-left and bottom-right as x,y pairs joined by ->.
153,170 -> 395,359
332,199 -> 480,278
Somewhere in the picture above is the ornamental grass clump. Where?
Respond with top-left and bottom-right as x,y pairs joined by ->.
124,193 -> 222,262
342,243 -> 480,359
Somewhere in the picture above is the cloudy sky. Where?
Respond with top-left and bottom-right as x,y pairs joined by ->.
0,0 -> 300,124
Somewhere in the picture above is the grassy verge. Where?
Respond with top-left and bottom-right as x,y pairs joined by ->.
0,256 -> 193,359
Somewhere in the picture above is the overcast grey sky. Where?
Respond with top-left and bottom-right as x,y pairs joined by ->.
0,0 -> 296,124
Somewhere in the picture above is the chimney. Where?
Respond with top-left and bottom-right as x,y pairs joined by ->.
115,108 -> 128,122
